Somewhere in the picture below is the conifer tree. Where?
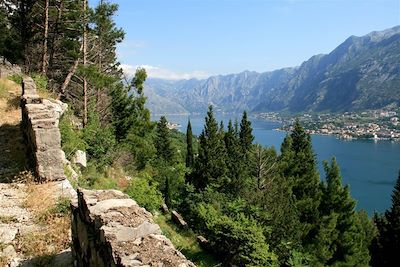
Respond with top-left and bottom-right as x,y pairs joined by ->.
224,119 -> 244,193
280,120 -> 321,245
193,106 -> 227,190
155,116 -> 174,163
384,172 -> 400,266
315,157 -> 372,265
164,176 -> 173,208
239,111 -> 254,153
186,119 -> 194,168
372,171 -> 400,266
110,67 -> 151,141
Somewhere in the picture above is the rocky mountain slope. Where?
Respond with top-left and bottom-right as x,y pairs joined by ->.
144,26 -> 400,114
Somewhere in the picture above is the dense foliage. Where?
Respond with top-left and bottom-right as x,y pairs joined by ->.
2,1 -> 397,266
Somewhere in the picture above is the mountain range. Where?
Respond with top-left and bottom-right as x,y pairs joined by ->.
144,26 -> 400,114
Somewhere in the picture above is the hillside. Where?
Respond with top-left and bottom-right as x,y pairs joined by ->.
145,26 -> 400,114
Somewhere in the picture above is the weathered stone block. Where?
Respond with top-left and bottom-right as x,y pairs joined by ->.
33,128 -> 61,151
71,189 -> 195,267
172,210 -> 188,229
161,203 -> 169,214
72,150 -> 87,168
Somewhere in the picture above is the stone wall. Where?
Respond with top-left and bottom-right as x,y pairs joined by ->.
71,188 -> 195,267
20,77 -> 67,181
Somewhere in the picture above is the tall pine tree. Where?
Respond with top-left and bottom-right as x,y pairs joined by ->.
239,111 -> 254,153
280,120 -> 321,245
371,171 -> 400,266
315,157 -> 372,266
193,106 -> 227,190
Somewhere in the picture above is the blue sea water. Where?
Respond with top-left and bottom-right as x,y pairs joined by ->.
155,114 -> 400,215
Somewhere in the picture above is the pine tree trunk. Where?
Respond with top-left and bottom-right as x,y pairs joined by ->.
41,0 -> 49,75
59,54 -> 80,97
83,0 -> 88,126
49,0 -> 63,70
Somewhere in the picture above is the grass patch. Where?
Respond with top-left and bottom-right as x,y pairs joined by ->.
0,77 -> 20,99
31,73 -> 57,99
155,214 -> 221,267
8,74 -> 23,85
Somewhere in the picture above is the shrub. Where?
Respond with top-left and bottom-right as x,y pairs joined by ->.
83,110 -> 116,163
59,111 -> 86,159
125,172 -> 163,213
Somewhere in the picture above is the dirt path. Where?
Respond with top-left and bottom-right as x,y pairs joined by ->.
0,78 -> 73,266
0,78 -> 26,181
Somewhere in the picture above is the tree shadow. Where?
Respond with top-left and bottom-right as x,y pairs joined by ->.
16,250 -> 74,267
6,94 -> 20,111
0,122 -> 30,182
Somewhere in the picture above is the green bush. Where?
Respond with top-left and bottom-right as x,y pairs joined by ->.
59,111 -> 86,159
125,172 -> 163,213
197,203 -> 278,266
31,73 -> 47,91
83,109 -> 116,164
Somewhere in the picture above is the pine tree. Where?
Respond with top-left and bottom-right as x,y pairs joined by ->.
280,120 -> 321,245
239,111 -> 254,153
372,171 -> 400,266
155,116 -> 174,163
186,119 -> 194,168
385,171 -> 400,261
193,106 -> 227,190
224,119 -> 244,193
110,67 -> 151,141
315,157 -> 372,265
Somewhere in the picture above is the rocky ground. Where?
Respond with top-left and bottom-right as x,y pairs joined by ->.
0,78 -> 74,266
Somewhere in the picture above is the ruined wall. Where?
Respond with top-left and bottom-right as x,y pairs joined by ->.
20,77 -> 67,181
71,188 -> 195,267
19,77 -> 195,266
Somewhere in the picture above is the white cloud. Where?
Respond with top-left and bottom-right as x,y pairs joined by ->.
120,64 -> 210,80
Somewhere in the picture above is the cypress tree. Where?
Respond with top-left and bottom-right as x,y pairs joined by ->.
186,119 -> 194,168
164,176 -> 173,208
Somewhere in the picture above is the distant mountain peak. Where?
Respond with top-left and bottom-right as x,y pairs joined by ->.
145,26 -> 400,114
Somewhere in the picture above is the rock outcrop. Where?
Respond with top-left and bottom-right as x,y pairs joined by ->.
20,77 -> 67,181
71,189 -> 195,267
0,57 -> 21,78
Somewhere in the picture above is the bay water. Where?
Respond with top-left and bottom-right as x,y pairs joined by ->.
156,114 -> 400,215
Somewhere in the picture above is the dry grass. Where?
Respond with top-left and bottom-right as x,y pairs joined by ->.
0,78 -> 21,125
37,88 -> 57,100
17,182 -> 71,265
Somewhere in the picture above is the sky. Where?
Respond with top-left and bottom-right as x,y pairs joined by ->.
89,0 -> 400,80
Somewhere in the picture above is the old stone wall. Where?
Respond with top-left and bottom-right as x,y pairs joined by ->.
20,77 -> 67,181
71,188 -> 195,267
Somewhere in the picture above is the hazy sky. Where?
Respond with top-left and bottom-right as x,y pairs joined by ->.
90,0 -> 400,80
